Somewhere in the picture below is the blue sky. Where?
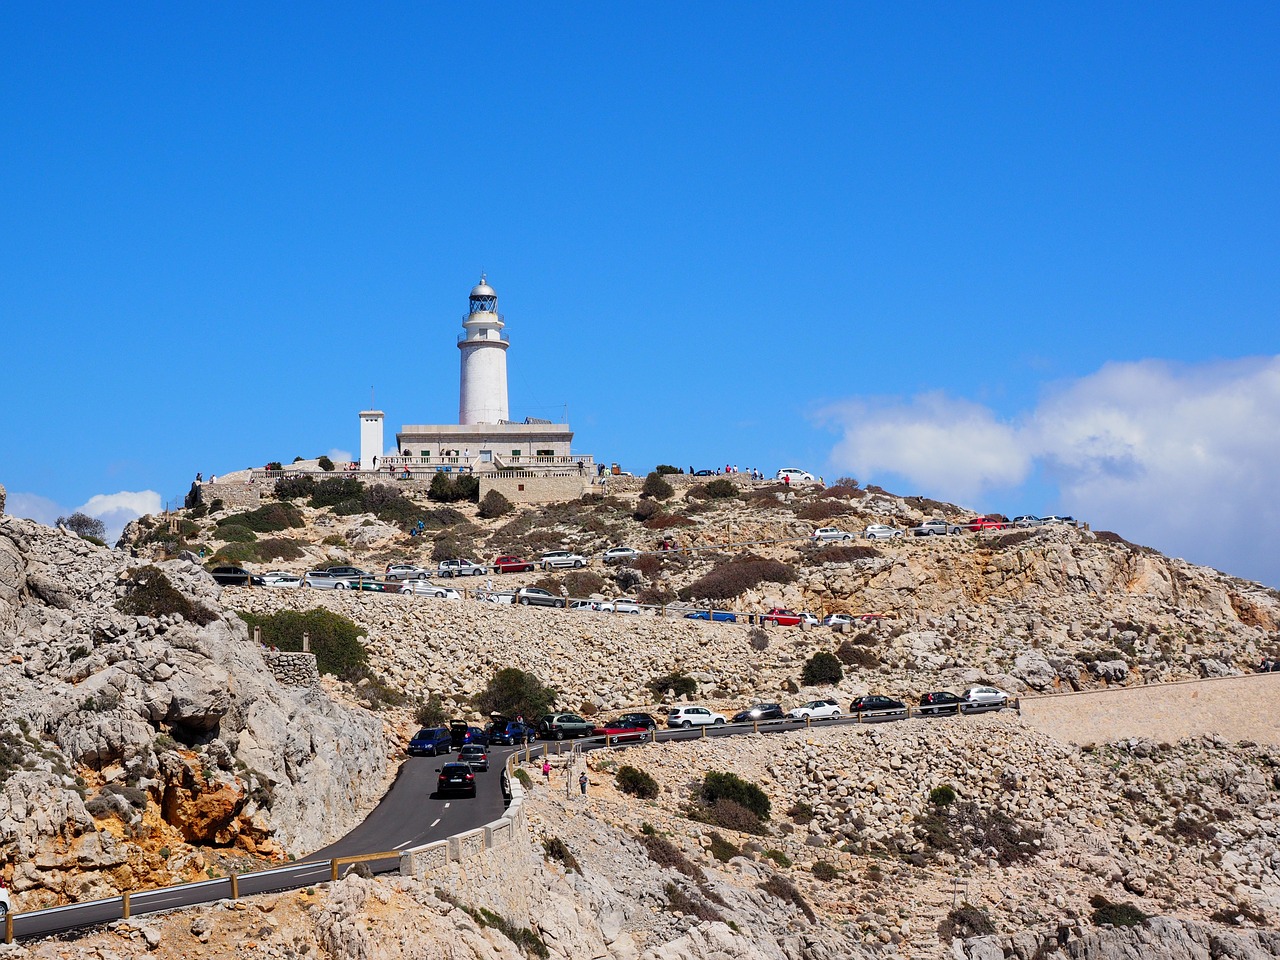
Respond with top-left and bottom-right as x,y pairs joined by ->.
3,5 -> 1278,585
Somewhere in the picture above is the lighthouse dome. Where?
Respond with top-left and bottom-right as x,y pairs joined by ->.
470,276 -> 496,298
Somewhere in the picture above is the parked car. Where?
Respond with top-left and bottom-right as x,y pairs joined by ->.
693,469 -> 715,477
592,720 -> 651,745
407,726 -> 453,756
684,609 -> 738,623
731,703 -> 786,723
301,570 -> 345,589
964,516 -> 1007,532
864,524 -> 905,540
457,744 -> 490,771
1011,515 -> 1044,528
438,558 -> 487,577
787,699 -> 842,720
822,613 -> 857,627
597,598 -> 641,614
385,563 -> 432,581
961,685 -> 1009,712
1040,515 -> 1076,526
493,555 -> 536,573
449,721 -> 489,749
326,566 -> 371,579
848,695 -> 907,721
0,877 -> 12,922
602,546 -> 640,565
666,706 -> 727,728
348,577 -> 395,592
812,526 -> 855,542
613,712 -> 659,730
761,607 -> 803,626
537,713 -> 594,740
775,468 -> 816,483
399,581 -> 461,600
436,762 -> 476,797
910,518 -> 964,537
798,612 -> 821,626
211,566 -> 264,586
260,571 -> 302,588
486,720 -> 537,745
515,587 -> 565,608
918,691 -> 963,716
540,550 -> 587,570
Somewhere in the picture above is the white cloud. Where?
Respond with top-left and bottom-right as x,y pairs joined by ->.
76,491 -> 163,546
327,449 -> 353,464
822,357 -> 1280,586
6,492 -> 64,527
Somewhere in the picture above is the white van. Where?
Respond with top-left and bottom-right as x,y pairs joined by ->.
775,468 -> 816,483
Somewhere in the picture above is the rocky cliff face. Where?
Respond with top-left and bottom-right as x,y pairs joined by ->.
0,516 -> 388,908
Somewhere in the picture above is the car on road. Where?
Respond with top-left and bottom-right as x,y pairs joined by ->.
761,607 -> 803,626
910,518 -> 964,537
348,577 -> 396,592
260,571 -> 303,588
964,516 -> 1007,532
407,726 -> 453,756
918,691 -> 963,716
1,877 -> 13,922
786,699 -> 842,720
438,558 -> 487,577
1011,515 -> 1044,528
515,587 -> 566,608
613,712 -> 659,730
211,566 -> 264,586
666,706 -> 727,728
385,563 -> 432,581
684,609 -> 738,623
486,720 -> 537,745
798,612 -> 820,626
301,570 -> 346,589
775,468 -> 816,483
1040,515 -> 1076,526
449,721 -> 489,749
399,581 -> 461,600
849,695 -> 908,720
822,613 -> 857,627
457,744 -> 490,771
731,703 -> 786,723
693,469 -> 716,476
602,546 -> 641,565
961,685 -> 1009,712
864,524 -> 905,540
592,720 -> 651,745
811,526 -> 855,542
436,762 -> 476,797
597,598 -> 642,614
537,713 -> 595,740
540,550 -> 587,570
326,566 -> 371,579
492,555 -> 536,573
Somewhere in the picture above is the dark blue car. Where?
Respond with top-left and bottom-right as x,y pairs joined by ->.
684,610 -> 737,623
407,726 -> 453,756
487,720 -> 537,745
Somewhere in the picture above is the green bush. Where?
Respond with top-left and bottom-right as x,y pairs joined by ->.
215,524 -> 257,543
648,672 -> 697,699
414,695 -> 447,727
237,609 -> 369,680
701,771 -> 770,821
265,461 -> 283,471
641,472 -> 674,501
310,476 -> 364,508
477,489 -> 513,519
542,836 -> 580,873
274,475 -> 317,500
616,765 -> 660,799
633,499 -> 662,522
429,473 -> 481,504
117,566 -> 218,625
317,455 -> 335,472
811,861 -> 839,881
708,832 -> 739,862
703,478 -> 737,499
1090,894 -> 1148,927
763,849 -> 792,868
929,784 -> 956,807
835,639 -> 880,668
475,668 -> 557,721
655,465 -> 682,475
217,502 -> 304,533
801,652 -> 843,686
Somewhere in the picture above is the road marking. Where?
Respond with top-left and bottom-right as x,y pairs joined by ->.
444,803 -> 450,809
430,818 -> 441,827
394,839 -> 415,849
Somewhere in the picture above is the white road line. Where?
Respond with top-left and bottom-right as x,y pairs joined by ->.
393,839 -> 415,849
444,803 -> 450,809
430,818 -> 441,828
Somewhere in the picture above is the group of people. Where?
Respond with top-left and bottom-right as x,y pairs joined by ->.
539,758 -> 590,795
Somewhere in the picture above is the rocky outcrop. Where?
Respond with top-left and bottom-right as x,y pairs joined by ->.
0,516 -> 388,908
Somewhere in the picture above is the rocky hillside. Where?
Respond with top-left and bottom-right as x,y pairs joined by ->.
0,516 -> 390,909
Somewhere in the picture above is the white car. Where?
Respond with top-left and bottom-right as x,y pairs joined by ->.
775,467 -> 815,483
599,598 -> 642,614
812,527 -> 855,542
602,546 -> 640,565
438,558 -> 487,577
540,550 -> 587,570
864,524 -> 904,540
822,613 -> 857,627
799,612 -> 820,626
960,685 -> 1009,712
0,878 -> 11,922
1010,516 -> 1044,528
385,563 -> 433,581
1040,515 -> 1076,526
666,705 -> 727,728
302,570 -> 351,590
261,572 -> 303,588
399,582 -> 460,600
787,699 -> 843,720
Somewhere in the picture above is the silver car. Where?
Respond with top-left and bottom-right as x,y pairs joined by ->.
302,570 -> 351,590
438,558 -> 487,577
540,550 -> 587,570
864,524 -> 904,540
385,563 -> 433,581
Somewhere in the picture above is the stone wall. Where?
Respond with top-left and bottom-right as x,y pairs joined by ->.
1019,672 -> 1280,746
261,650 -> 320,687
198,481 -> 262,512
593,472 -> 762,495
480,474 -> 589,504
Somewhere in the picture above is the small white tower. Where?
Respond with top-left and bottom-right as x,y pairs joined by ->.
457,274 -> 510,424
359,409 -> 384,471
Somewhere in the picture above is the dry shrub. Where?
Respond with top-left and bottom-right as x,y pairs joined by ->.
836,640 -> 880,668
986,530 -> 1034,550
679,559 -> 797,601
639,833 -> 704,880
563,570 -> 607,597
643,513 -> 696,530
795,500 -> 852,522
758,875 -> 815,922
632,554 -> 665,577
664,883 -> 722,922
820,484 -> 860,499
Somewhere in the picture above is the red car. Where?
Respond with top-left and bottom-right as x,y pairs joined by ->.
964,517 -> 1006,532
592,721 -> 651,745
493,555 -> 536,573
761,607 -> 802,627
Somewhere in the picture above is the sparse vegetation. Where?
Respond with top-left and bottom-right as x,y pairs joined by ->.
475,667 -> 558,721
641,472 -> 674,501
939,904 -> 995,939
542,836 -> 580,874
648,671 -> 697,699
58,511 -> 107,541
477,489 -> 513,519
237,608 -> 369,679
678,556 -> 797,601
616,765 -> 660,799
701,771 -> 770,821
758,874 -> 815,922
117,566 -> 218,625
707,832 -> 739,862
414,694 -> 447,727
1090,894 -> 1148,927
810,861 -> 839,881
663,882 -> 722,922
801,651 -> 843,686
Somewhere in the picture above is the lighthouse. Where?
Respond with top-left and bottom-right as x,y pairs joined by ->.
457,275 -> 510,424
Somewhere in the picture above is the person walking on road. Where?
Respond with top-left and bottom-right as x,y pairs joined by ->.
578,771 -> 589,796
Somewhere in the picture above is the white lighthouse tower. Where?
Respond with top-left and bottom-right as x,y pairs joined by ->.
457,275 -> 510,424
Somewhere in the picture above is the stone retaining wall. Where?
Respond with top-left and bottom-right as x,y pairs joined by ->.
480,474 -> 588,504
1019,671 -> 1280,746
261,650 -> 320,687
198,482 -> 262,512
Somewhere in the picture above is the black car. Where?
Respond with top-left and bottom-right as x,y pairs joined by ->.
437,762 -> 476,796
613,712 -> 659,730
849,696 -> 907,721
326,566 -> 371,579
211,566 -> 264,586
731,703 -> 786,723
448,721 -> 490,749
918,691 -> 962,717
487,720 -> 537,745
407,727 -> 453,756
